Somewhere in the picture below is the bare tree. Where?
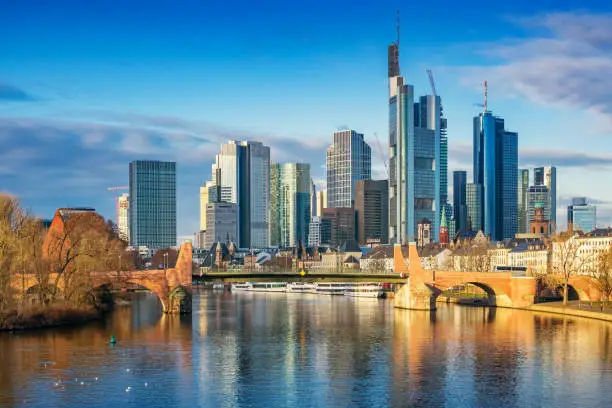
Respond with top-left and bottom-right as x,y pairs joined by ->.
592,245 -> 612,306
551,232 -> 587,305
454,244 -> 492,272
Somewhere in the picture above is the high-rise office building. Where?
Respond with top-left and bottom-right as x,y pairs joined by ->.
354,180 -> 389,245
117,193 -> 129,242
316,189 -> 327,217
211,141 -> 270,248
310,179 -> 317,217
322,207 -> 355,247
473,111 -> 518,241
308,216 -> 331,247
269,163 -> 311,247
568,197 -> 597,233
466,183 -> 483,232
453,171 -> 468,234
388,41 -> 442,243
518,169 -> 529,233
326,130 -> 371,208
204,202 -> 237,248
129,160 -> 176,249
534,166 -> 557,232
526,185 -> 551,233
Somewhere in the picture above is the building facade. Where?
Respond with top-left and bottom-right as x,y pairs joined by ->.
117,193 -> 129,243
534,166 -> 557,232
322,207 -> 355,247
527,185 -> 551,234
308,216 -> 331,247
466,183 -> 483,232
211,141 -> 270,248
354,179 -> 389,245
568,197 -> 597,233
326,130 -> 371,208
473,111 -> 518,241
453,170 -> 467,234
269,163 -> 311,247
518,169 -> 529,234
316,189 -> 327,217
204,202 -> 237,248
129,160 -> 176,249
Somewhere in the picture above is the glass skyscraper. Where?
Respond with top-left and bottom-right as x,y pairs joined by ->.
453,170 -> 467,234
473,111 -> 518,241
269,163 -> 311,247
211,141 -> 270,249
518,169 -> 529,233
466,183 -> 483,232
388,43 -> 442,243
568,197 -> 596,233
129,160 -> 176,249
527,185 -> 551,233
534,166 -> 557,232
326,130 -> 371,208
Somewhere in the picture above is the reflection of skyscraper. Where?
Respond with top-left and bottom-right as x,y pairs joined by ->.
534,166 -> 557,232
517,169 -> 529,233
326,130 -> 371,208
269,163 -> 311,247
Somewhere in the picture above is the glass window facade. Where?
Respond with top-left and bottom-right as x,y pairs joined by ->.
326,130 -> 371,209
517,169 -> 529,233
568,197 -> 596,233
129,160 -> 176,249
270,163 -> 311,247
466,183 -> 483,232
527,185 -> 551,233
453,171 -> 467,234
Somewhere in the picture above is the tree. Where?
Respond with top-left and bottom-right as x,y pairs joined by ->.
593,245 -> 612,306
453,241 -> 492,272
151,248 -> 179,270
551,232 -> 587,305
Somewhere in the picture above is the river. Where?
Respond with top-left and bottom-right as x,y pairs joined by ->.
1,288 -> 612,407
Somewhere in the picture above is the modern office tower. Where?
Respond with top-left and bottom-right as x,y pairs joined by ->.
473,110 -> 518,241
204,202 -> 237,248
200,186 -> 208,231
321,207 -> 355,247
354,180 -> 389,245
453,171 -> 468,234
388,39 -> 441,243
534,166 -> 557,232
269,163 -> 311,247
117,193 -> 129,242
310,179 -> 317,217
526,185 -> 551,233
308,216 -> 331,247
466,183 -> 483,232
326,130 -> 371,208
211,141 -> 270,248
568,197 -> 597,233
316,189 -> 327,217
129,160 -> 176,249
517,169 -> 530,233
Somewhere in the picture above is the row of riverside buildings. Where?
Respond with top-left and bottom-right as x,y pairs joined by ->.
113,30 -> 599,259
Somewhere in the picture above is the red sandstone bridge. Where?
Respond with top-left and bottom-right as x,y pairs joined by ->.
394,243 -> 604,310
13,242 -> 193,314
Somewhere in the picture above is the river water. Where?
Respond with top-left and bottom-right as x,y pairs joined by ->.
1,288 -> 612,407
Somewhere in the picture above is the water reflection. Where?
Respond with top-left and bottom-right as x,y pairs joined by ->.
2,290 -> 612,407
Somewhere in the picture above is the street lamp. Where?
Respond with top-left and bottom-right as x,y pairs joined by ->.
164,253 -> 169,270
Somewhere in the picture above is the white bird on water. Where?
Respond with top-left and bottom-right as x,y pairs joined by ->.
125,386 -> 132,392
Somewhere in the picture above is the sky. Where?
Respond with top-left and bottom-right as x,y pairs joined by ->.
1,0 -> 612,239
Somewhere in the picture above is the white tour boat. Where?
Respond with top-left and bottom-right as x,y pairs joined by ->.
212,283 -> 226,291
286,282 -> 317,293
344,283 -> 385,298
313,282 -> 358,295
248,282 -> 288,292
230,283 -> 251,291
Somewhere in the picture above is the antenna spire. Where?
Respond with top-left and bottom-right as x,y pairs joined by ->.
396,10 -> 400,48
483,80 -> 488,113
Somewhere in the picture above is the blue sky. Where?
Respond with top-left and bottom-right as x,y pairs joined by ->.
1,0 -> 612,238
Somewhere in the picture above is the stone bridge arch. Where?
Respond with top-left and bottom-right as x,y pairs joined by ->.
395,243 -> 537,311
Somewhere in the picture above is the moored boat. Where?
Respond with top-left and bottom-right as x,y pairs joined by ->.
230,283 -> 252,291
249,282 -> 287,292
212,283 -> 226,291
344,283 -> 385,298
313,282 -> 358,295
286,282 -> 316,293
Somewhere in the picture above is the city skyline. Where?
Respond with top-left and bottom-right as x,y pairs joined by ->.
2,1 -> 612,238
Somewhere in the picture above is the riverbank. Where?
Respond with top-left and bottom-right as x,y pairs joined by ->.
0,306 -> 101,331
527,301 -> 612,322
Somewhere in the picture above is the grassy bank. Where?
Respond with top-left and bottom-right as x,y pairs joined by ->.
0,306 -> 101,331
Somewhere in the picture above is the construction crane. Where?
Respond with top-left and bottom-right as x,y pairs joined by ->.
107,186 -> 129,226
373,132 -> 389,179
426,69 -> 437,97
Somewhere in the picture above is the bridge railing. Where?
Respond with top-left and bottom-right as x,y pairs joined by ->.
199,268 -> 400,276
